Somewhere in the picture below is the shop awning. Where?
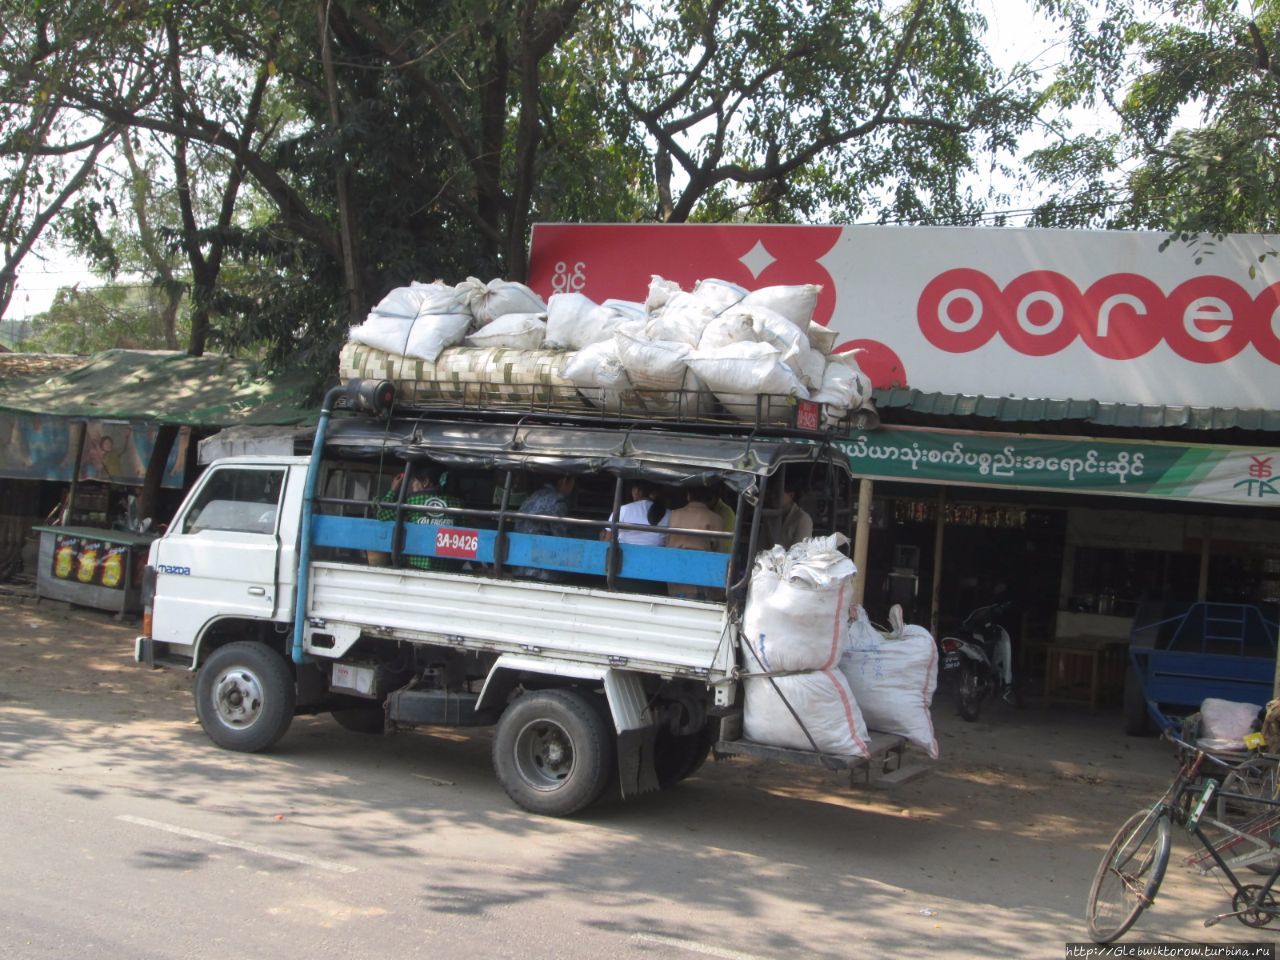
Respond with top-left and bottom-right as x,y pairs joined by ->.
874,389 -> 1280,433
0,349 -> 316,427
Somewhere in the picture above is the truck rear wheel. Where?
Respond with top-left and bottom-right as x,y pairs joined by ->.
493,689 -> 614,817
655,724 -> 714,788
195,641 -> 295,753
332,705 -> 386,734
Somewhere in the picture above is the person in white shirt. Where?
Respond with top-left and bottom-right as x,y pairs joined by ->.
602,481 -> 669,546
601,481 -> 670,592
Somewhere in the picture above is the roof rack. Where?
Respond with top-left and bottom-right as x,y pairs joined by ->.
338,341 -> 878,436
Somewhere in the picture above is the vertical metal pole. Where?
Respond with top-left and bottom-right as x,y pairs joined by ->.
1198,519 -> 1212,601
930,487 -> 946,637
852,478 -> 872,606
606,477 -> 625,592
64,421 -> 87,524
494,470 -> 513,576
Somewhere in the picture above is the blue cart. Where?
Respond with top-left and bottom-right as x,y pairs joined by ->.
1124,602 -> 1278,735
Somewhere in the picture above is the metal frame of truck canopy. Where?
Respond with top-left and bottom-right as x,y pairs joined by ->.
311,412 -> 858,606
321,414 -> 844,488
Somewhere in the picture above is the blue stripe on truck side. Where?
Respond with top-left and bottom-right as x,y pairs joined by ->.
310,514 -> 728,588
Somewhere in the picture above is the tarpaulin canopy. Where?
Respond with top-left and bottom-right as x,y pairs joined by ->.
325,415 -> 850,490
0,349 -> 316,427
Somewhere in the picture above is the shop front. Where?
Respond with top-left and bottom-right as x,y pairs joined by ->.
843,425 -> 1280,712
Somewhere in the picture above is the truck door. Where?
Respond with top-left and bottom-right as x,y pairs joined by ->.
150,464 -> 288,645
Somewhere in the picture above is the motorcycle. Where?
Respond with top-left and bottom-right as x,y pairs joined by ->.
939,600 -> 1017,722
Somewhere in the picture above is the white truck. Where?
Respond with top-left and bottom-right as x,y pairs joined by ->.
136,380 -> 915,815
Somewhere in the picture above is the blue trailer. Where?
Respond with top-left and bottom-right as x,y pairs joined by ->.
1124,602 -> 1278,735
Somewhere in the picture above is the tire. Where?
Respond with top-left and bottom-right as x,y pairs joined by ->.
655,723 -> 715,789
1085,808 -> 1171,944
1123,668 -> 1154,737
195,641 -> 296,753
1216,759 -> 1280,874
493,689 -> 615,817
332,704 -> 386,734
957,661 -> 983,722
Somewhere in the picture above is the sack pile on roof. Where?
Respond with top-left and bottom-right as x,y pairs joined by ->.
339,275 -> 874,423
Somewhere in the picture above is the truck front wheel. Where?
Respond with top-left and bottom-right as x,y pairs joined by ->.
493,689 -> 614,817
195,641 -> 296,752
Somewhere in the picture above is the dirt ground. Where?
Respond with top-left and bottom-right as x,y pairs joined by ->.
0,586 -> 1256,956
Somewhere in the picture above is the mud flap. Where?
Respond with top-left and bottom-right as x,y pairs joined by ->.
617,724 -> 660,798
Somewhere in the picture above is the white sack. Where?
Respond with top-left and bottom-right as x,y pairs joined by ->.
748,305 -> 808,368
742,535 -> 855,672
840,605 -> 939,758
349,313 -> 415,356
743,669 -> 870,757
546,293 -> 628,350
464,312 -> 547,350
698,313 -> 756,352
796,345 -> 827,391
1199,697 -> 1263,750
807,321 -> 839,356
370,280 -> 465,320
562,339 -> 639,411
686,341 -> 805,395
740,284 -> 821,330
812,351 -> 871,410
402,313 -> 472,362
603,299 -> 646,322
644,275 -> 684,314
646,297 -> 719,346
457,277 -> 547,326
691,277 -> 748,314
615,321 -> 691,391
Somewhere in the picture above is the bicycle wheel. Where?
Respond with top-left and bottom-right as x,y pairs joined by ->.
1086,807 -> 1172,944
1217,758 -> 1280,874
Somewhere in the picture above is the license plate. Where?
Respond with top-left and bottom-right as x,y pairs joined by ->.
942,652 -> 961,671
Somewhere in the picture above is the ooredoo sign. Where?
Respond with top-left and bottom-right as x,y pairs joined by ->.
527,224 -> 1280,409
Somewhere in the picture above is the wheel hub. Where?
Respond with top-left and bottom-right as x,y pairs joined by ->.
212,668 -> 264,730
513,720 -> 575,791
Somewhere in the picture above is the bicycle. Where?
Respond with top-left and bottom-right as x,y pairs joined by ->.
1086,732 -> 1280,943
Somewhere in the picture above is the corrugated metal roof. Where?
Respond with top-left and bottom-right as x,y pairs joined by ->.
873,389 -> 1280,432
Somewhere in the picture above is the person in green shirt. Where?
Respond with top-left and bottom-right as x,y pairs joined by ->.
376,469 -> 463,571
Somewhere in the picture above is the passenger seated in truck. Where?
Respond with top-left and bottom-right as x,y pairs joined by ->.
511,473 -> 576,582
376,468 -> 463,571
776,475 -> 813,549
665,486 -> 725,601
601,480 -> 669,593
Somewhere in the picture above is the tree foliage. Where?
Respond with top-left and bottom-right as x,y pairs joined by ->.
1030,0 -> 1280,236
603,0 -> 1041,225
2,0 -> 1045,381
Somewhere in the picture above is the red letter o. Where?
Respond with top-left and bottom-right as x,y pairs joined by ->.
917,269 -> 1001,353
999,271 -> 1081,356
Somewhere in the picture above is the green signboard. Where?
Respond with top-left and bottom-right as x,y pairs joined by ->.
836,428 -> 1280,507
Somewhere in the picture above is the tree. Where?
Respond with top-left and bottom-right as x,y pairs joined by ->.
1029,0 -> 1280,237
596,0 -> 1042,224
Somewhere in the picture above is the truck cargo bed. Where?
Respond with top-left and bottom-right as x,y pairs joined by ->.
305,561 -> 730,677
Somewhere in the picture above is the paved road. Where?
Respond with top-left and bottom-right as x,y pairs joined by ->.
0,595 -> 1239,959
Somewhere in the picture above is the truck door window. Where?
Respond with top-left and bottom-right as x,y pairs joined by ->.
183,468 -> 285,535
